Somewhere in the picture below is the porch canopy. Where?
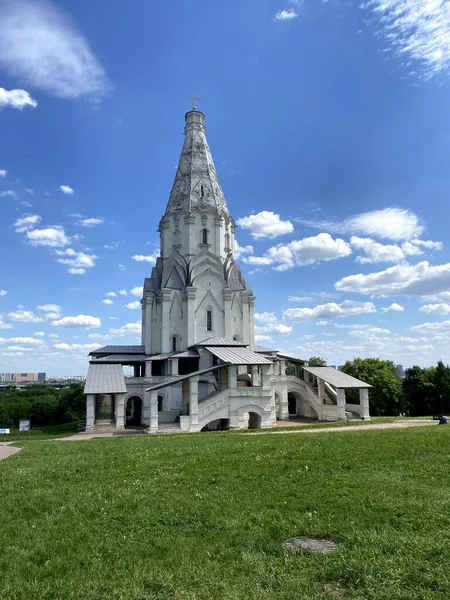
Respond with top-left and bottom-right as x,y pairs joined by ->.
84,363 -> 127,394
303,366 -> 372,389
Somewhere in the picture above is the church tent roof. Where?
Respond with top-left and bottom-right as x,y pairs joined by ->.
303,366 -> 372,389
84,364 -> 127,394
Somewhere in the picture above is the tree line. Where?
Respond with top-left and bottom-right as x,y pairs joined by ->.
294,357 -> 450,417
0,384 -> 86,428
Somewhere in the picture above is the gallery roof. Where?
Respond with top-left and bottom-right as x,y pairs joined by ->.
303,366 -> 372,389
206,346 -> 273,365
84,364 -> 127,394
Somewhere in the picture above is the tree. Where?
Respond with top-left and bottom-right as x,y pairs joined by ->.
403,366 -> 436,416
435,360 -> 450,415
341,358 -> 403,416
308,356 -> 327,366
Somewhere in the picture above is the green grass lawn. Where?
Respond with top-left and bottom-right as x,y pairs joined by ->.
0,422 -> 82,442
1,426 -> 449,599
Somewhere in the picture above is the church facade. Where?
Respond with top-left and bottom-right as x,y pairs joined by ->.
84,108 -> 371,433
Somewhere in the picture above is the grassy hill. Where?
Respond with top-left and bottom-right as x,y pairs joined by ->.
1,426 -> 449,599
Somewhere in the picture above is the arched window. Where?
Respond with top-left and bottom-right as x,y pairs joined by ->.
202,228 -> 208,245
200,185 -> 205,199
206,309 -> 213,332
172,336 -> 177,352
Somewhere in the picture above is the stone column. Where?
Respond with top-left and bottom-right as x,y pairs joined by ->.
143,295 -> 154,355
171,358 -> 179,376
147,390 -> 159,433
185,287 -> 197,347
189,376 -> 199,431
224,289 -> 233,340
86,394 -> 95,430
228,365 -> 237,389
336,388 -> 346,420
303,361 -> 309,383
261,365 -> 271,390
115,393 -> 125,430
242,293 -> 250,345
184,215 -> 195,257
280,390 -> 289,420
161,289 -> 172,353
279,360 -> 286,377
251,366 -> 260,387
249,296 -> 256,350
145,360 -> 152,377
359,388 -> 371,420
142,391 -> 151,427
317,379 -> 325,405
182,378 -> 190,413
214,216 -> 222,256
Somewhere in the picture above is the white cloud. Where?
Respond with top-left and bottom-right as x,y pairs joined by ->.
0,336 -> 43,345
351,236 -> 442,264
79,217 -> 104,228
0,316 -> 12,329
126,301 -> 141,310
119,289 -> 127,296
14,214 -> 42,232
0,289 -> 7,296
131,252 -> 159,264
0,190 -> 17,198
27,226 -> 70,247
273,8 -> 298,21
34,331 -> 45,337
288,295 -> 313,302
243,233 -> 351,271
0,87 -> 37,109
255,323 -> 292,335
236,211 -> 294,239
335,261 -> 450,297
361,0 -> 450,79
283,300 -> 377,321
411,320 -> 450,333
55,248 -> 97,274
7,309 -> 44,323
60,185 -> 74,195
254,335 -> 275,344
52,315 -> 101,328
102,299 -> 114,305
0,0 -> 109,100
130,286 -> 142,298
0,169 -> 6,177
255,312 -> 278,324
300,208 -> 424,241
109,321 -> 141,335
419,303 -> 450,315
37,304 -> 62,317
234,241 -> 254,260
54,342 -> 101,351
106,292 -> 117,297
381,303 -> 404,313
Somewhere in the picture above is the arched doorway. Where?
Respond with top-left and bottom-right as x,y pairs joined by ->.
248,412 -> 261,429
288,392 -> 298,416
126,396 -> 143,427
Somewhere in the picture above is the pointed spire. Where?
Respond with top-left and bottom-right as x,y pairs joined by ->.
164,109 -> 230,218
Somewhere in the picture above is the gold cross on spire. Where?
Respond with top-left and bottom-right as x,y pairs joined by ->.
188,92 -> 201,110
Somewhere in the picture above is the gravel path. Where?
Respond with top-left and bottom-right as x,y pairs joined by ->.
249,420 -> 438,436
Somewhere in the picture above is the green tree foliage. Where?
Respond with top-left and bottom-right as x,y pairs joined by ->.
403,366 -> 437,416
341,358 -> 403,416
0,384 -> 85,427
308,356 -> 327,366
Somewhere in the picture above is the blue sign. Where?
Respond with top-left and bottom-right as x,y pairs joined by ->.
0,428 -> 10,435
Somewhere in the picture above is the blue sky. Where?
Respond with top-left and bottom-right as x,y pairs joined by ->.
1,0 -> 450,376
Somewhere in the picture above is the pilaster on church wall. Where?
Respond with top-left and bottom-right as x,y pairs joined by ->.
161,288 -> 172,353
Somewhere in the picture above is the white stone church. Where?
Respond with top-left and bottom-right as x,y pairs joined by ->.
84,107 -> 371,433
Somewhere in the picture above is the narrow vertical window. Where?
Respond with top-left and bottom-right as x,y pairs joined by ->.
172,336 -> 177,352
200,185 -> 205,199
206,309 -> 212,332
202,228 -> 208,244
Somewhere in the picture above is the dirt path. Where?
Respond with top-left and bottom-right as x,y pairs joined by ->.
249,420 -> 438,436
0,444 -> 21,461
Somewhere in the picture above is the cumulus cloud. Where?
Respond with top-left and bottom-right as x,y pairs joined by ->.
60,185 -> 74,195
0,316 -> 12,329
78,217 -> 104,228
419,303 -> 450,315
0,190 -> 17,198
381,303 -> 404,313
0,289 -> 7,296
0,87 -> 37,109
54,342 -> 101,351
34,331 -> 45,337
7,308 -> 44,323
27,226 -> 70,247
335,261 -> 450,297
411,320 -> 450,333
13,214 -> 42,232
55,248 -> 97,274
234,241 -> 254,260
273,8 -> 298,21
236,211 -> 294,239
300,208 -> 424,241
254,334 -> 275,344
0,169 -> 6,177
243,233 -> 351,271
360,0 -> 450,79
119,289 -> 127,296
37,304 -> 62,319
102,299 -> 114,305
52,314 -> 101,328
254,312 -> 292,335
0,336 -> 43,345
109,321 -> 141,335
283,300 -> 377,321
351,236 -> 442,264
126,301 -> 140,310
130,286 -> 142,298
0,0 -> 110,100
106,292 -> 117,297
131,252 -> 159,264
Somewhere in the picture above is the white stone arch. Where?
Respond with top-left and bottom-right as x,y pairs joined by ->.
287,389 -> 318,420
124,393 -> 144,427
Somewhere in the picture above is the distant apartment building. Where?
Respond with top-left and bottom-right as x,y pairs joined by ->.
38,372 -> 46,382
0,373 -> 12,382
396,365 -> 405,378
11,373 -> 38,383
